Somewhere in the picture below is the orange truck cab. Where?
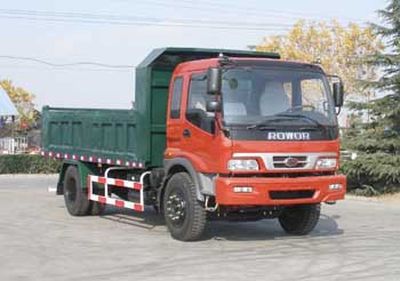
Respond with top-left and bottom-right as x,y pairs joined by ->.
43,48 -> 346,241
164,55 -> 346,239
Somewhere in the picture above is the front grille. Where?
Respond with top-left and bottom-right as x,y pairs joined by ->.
269,190 -> 315,200
272,156 -> 308,168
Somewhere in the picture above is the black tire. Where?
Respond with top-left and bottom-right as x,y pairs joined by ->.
163,172 -> 206,241
89,201 -> 106,216
63,166 -> 91,216
278,204 -> 321,235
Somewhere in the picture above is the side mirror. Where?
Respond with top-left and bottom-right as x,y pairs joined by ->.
207,67 -> 222,95
333,82 -> 344,107
206,100 -> 221,112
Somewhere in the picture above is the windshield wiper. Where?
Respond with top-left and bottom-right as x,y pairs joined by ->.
245,114 -> 327,130
275,113 -> 326,128
246,116 -> 297,130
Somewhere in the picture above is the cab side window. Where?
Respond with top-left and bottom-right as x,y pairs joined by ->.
170,77 -> 183,119
186,73 -> 215,134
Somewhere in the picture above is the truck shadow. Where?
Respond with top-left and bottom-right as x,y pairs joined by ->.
203,214 -> 343,241
99,207 -> 343,241
99,206 -> 164,230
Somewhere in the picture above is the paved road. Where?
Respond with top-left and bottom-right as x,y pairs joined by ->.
0,175 -> 399,281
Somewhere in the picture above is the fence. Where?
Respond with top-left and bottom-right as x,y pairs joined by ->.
0,136 -> 28,154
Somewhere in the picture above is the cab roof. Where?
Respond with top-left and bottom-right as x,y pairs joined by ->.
137,47 -> 280,69
175,57 -> 325,74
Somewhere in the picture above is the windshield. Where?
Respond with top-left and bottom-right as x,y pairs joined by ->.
221,67 -> 337,127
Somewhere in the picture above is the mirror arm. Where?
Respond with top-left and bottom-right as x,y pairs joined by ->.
214,108 -> 230,136
326,74 -> 343,84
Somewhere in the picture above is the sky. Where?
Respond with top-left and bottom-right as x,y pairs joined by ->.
0,0 -> 386,109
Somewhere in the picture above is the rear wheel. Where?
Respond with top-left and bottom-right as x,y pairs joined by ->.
278,204 -> 320,235
63,166 -> 91,216
89,201 -> 105,216
163,172 -> 206,241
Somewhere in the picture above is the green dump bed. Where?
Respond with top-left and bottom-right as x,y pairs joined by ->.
41,107 -> 146,167
41,47 -> 280,168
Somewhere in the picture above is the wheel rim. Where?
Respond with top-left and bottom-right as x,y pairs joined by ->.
65,177 -> 77,203
166,190 -> 187,227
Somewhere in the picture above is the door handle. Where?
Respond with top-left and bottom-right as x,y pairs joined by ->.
182,129 -> 191,138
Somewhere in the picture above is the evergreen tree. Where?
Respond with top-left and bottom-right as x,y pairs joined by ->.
342,0 -> 400,195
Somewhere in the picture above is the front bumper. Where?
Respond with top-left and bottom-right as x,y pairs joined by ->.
215,174 -> 346,206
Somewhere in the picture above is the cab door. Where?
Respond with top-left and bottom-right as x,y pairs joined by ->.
166,71 -> 229,173
179,72 -> 223,172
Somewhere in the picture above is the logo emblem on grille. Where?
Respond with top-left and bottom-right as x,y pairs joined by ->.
283,157 -> 299,168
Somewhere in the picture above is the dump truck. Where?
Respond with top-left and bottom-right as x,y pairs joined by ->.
41,47 -> 346,241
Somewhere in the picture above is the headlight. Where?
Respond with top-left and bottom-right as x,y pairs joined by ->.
315,158 -> 337,170
228,159 -> 259,171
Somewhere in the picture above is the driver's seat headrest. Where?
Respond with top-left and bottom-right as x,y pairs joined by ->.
260,81 -> 290,115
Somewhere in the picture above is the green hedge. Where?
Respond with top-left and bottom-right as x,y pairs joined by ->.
0,154 -> 61,174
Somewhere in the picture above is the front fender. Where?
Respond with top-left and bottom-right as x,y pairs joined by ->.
163,157 -> 205,202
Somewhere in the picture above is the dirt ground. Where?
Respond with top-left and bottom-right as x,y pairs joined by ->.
378,192 -> 400,203
346,192 -> 400,204
1,174 -> 400,281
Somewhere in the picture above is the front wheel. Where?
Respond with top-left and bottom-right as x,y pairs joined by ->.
163,172 -> 206,241
278,204 -> 320,235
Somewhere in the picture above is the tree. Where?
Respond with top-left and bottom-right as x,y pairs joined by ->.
256,20 -> 384,98
0,79 -> 37,130
341,0 -> 400,195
